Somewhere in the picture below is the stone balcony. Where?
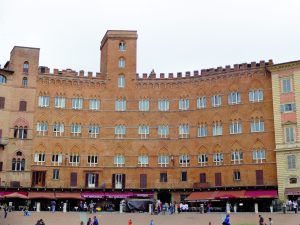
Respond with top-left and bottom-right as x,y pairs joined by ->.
0,137 -> 9,146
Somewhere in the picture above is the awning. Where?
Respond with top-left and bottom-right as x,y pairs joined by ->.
245,190 -> 278,198
185,191 -> 217,202
55,192 -> 84,200
81,192 -> 106,198
4,192 -> 28,199
132,192 -> 154,198
285,187 -> 300,195
214,190 -> 246,199
28,192 -> 56,199
0,192 -> 5,199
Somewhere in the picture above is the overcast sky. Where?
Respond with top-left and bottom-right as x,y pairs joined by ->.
1,0 -> 300,75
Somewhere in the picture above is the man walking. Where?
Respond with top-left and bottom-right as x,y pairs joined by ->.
93,216 -> 99,225
259,215 -> 264,225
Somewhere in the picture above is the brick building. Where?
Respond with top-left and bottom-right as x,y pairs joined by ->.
0,30 -> 279,211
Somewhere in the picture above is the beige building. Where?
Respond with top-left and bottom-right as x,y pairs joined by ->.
270,61 -> 300,201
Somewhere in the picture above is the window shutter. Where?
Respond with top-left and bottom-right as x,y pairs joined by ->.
85,174 -> 88,187
95,174 -> 99,188
140,174 -> 147,188
280,104 -> 284,113
215,173 -> 222,186
256,170 -> 264,185
112,174 -> 115,189
0,97 -> 5,109
34,153 -> 38,162
31,171 -> 36,186
0,129 -> 2,138
292,103 -> 297,112
41,171 -> 46,186
70,172 -> 77,187
19,101 -> 27,111
122,174 -> 126,188
0,161 -> 3,171
200,173 -> 206,183
58,154 -> 62,163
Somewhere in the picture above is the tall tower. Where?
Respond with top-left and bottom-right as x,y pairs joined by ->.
100,30 -> 137,80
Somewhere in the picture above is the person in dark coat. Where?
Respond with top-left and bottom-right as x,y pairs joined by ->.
93,216 -> 99,225
259,215 -> 264,225
87,218 -> 92,225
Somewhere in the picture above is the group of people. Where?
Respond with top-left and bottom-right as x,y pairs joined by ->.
221,214 -> 273,225
286,199 -> 298,213
85,216 -> 99,225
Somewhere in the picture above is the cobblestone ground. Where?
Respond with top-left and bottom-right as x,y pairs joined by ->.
1,211 -> 300,225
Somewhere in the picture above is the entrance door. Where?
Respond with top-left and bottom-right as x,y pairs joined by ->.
157,191 -> 171,204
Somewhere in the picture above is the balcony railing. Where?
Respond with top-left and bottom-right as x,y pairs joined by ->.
0,137 -> 9,146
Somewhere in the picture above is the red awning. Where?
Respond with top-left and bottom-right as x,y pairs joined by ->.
28,192 -> 55,199
214,190 -> 246,199
285,188 -> 300,195
105,192 -> 133,198
245,190 -> 278,198
0,192 -> 5,199
81,192 -> 106,198
185,191 -> 217,202
4,192 -> 28,199
55,192 -> 84,200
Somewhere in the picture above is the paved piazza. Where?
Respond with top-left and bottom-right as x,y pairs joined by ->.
1,211 -> 300,225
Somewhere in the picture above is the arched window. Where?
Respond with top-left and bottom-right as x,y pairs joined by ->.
14,126 -> 28,139
290,177 -> 297,184
0,74 -> 7,84
23,61 -> 29,73
119,41 -> 126,51
12,151 -> 25,171
22,77 -> 28,87
118,58 -> 125,68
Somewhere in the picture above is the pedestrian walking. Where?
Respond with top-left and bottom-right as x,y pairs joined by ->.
149,219 -> 154,225
293,200 -> 298,213
93,216 -> 99,225
268,217 -> 273,225
259,215 -> 264,225
222,213 -> 230,225
87,218 -> 92,225
4,205 -> 8,218
128,218 -> 132,225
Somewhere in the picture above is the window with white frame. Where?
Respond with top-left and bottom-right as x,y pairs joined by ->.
87,173 -> 96,188
212,95 -> 221,107
213,121 -> 222,136
54,96 -> 66,108
231,151 -> 243,164
287,155 -> 296,169
282,78 -> 292,93
139,99 -> 149,111
228,92 -> 241,105
38,96 -> 50,107
158,100 -> 169,111
230,120 -> 242,134
213,153 -> 223,165
198,154 -> 208,166
88,155 -> 98,167
22,77 -> 28,87
72,98 -> 83,110
138,155 -> 149,167
249,90 -> 263,102
115,99 -> 126,111
252,149 -> 266,163
34,152 -> 46,164
138,125 -> 149,139
280,103 -> 296,113
89,125 -> 100,138
115,125 -> 126,139
179,154 -> 190,167
118,75 -> 125,88
197,96 -> 206,109
285,126 -> 296,143
179,99 -> 189,111
158,155 -> 170,167
158,125 -> 169,138
89,99 -> 100,110
197,124 -> 208,137
71,124 -> 82,137
114,155 -> 125,167
118,58 -> 125,68
36,122 -> 48,136
51,154 -> 63,165
53,169 -> 59,180
179,124 -> 189,138
251,118 -> 264,132
114,174 -> 124,189
69,154 -> 80,166
119,41 -> 126,51
233,170 -> 241,181
53,123 -> 64,136
12,154 -> 25,171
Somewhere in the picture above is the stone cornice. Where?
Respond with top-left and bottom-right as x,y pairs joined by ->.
268,60 -> 300,72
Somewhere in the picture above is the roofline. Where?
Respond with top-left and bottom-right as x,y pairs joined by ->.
12,46 -> 40,51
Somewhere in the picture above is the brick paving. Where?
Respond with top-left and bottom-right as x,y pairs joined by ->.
1,211 -> 300,225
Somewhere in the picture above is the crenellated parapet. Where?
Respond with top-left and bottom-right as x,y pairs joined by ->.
38,66 -> 105,80
136,59 -> 273,80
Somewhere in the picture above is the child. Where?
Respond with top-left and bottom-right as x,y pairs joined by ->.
268,217 -> 273,225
